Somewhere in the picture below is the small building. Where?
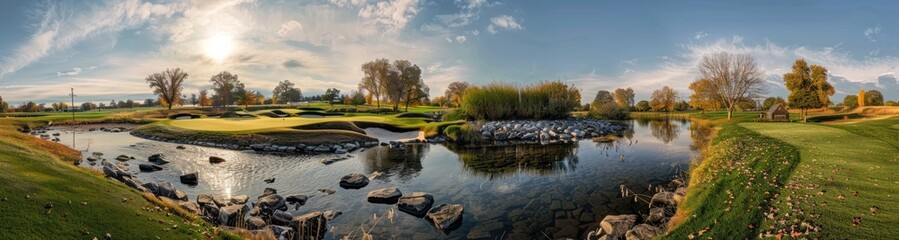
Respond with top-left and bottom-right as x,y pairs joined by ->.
761,103 -> 790,121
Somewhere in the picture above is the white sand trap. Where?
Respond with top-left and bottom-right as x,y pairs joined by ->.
363,128 -> 423,142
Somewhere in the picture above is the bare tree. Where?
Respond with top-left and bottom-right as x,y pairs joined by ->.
359,59 -> 390,108
444,81 -> 469,107
696,52 -> 767,120
146,68 -> 188,111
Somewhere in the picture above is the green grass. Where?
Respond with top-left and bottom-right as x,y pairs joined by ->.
741,122 -> 899,239
0,121 -> 228,239
666,123 -> 801,239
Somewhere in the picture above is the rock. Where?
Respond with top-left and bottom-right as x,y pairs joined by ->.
599,214 -> 637,238
174,190 -> 188,201
268,225 -> 294,239
209,156 -> 226,164
156,182 -> 177,199
201,204 -> 220,222
318,189 -> 335,195
141,182 -> 160,194
231,195 -> 249,205
397,192 -> 434,217
218,204 -> 250,226
138,164 -> 163,172
339,173 -> 369,189
651,192 -> 677,206
262,187 -> 278,196
668,179 -> 685,189
176,145 -> 186,150
334,148 -> 348,154
313,145 -> 331,152
115,155 -> 131,161
197,194 -> 214,206
179,172 -> 198,185
148,154 -> 169,165
285,195 -> 308,205
367,187 -> 403,204
86,156 -> 98,161
212,196 -> 230,207
323,210 -> 341,220
290,212 -> 327,240
256,194 -> 288,214
673,187 -> 687,204
123,177 -> 145,191
646,207 -> 665,222
179,201 -> 201,214
272,210 -> 294,226
246,216 -> 267,230
625,224 -> 663,240
427,204 -> 464,231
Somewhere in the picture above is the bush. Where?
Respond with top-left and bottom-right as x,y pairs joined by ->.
460,81 -> 581,120
442,109 -> 468,121
444,124 -> 482,143
590,103 -> 629,120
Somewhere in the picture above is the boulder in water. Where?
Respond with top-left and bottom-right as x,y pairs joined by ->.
338,173 -> 369,189
397,192 -> 434,217
426,204 -> 464,231
179,173 -> 198,185
366,187 -> 403,204
138,164 -> 163,172
209,156 -> 226,164
289,212 -> 327,240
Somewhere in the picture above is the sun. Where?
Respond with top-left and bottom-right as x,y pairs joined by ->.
203,34 -> 235,62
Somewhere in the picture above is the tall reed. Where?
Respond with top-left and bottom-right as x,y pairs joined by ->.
460,81 -> 580,120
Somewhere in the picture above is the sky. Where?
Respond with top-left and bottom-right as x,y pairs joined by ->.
0,0 -> 897,105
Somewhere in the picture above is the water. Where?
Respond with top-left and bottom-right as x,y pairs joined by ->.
49,119 -> 697,239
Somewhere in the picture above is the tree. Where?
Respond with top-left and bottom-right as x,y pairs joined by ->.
697,52 -> 767,120
842,95 -> 858,107
81,102 -> 97,111
145,68 -> 188,111
675,100 -> 690,111
349,90 -> 366,106
858,89 -> 866,107
635,100 -> 651,112
885,100 -> 898,106
0,96 -> 7,113
445,81 -> 470,107
431,96 -> 450,107
18,101 -> 40,112
359,59 -> 389,108
784,59 -> 833,120
198,89 -> 212,108
273,80 -> 303,104
52,102 -> 68,111
322,88 -> 340,105
210,71 -> 241,107
735,98 -> 756,111
402,78 -> 429,111
865,90 -> 884,106
650,86 -> 677,112
762,96 -> 787,110
592,90 -> 615,106
591,90 -> 628,119
688,79 -> 720,112
613,87 -> 635,108
189,94 -> 198,106
109,100 -> 117,109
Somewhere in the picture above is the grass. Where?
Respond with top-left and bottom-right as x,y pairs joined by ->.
0,119 -> 228,239
666,123 -> 802,239
742,121 -> 899,239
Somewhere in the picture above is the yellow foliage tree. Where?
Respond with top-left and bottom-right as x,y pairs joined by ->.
858,89 -> 865,107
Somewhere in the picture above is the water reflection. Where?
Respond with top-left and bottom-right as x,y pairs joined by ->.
649,118 -> 681,144
449,143 -> 579,178
359,143 -> 426,182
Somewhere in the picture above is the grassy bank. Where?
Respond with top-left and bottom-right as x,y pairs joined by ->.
742,119 -> 899,238
666,123 -> 802,238
0,120 -> 232,239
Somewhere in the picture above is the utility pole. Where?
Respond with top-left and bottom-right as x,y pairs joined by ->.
69,88 -> 76,148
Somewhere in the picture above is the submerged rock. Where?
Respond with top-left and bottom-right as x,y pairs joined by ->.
285,195 -> 308,205
256,193 -> 288,214
138,164 -> 163,172
208,156 -> 226,164
179,173 -> 198,185
323,210 -> 341,220
426,204 -> 464,231
625,224 -> 664,240
367,187 -> 402,204
338,173 -> 369,189
148,154 -> 170,165
397,192 -> 434,217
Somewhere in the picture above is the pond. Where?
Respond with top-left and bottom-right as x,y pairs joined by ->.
49,118 -> 699,239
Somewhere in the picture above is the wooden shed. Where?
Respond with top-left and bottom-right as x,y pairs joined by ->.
761,103 -> 790,121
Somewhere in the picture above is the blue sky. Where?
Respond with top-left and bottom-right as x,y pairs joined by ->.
0,0 -> 897,105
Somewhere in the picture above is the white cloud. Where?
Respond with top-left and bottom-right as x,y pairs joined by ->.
471,30 -> 480,36
277,20 -> 303,37
329,0 -> 367,7
864,26 -> 881,42
455,35 -> 467,43
693,31 -> 708,40
56,66 -> 95,77
487,15 -> 522,34
358,0 -> 421,33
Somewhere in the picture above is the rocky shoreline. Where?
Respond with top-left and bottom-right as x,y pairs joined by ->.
474,119 -> 627,144
587,178 -> 688,240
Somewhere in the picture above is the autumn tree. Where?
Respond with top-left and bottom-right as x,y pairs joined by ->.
591,90 -> 628,119
0,96 -> 7,113
145,68 -> 188,111
81,102 -> 97,111
842,95 -> 858,107
445,81 -> 470,107
349,90 -> 366,106
650,86 -> 677,112
52,102 -> 69,111
858,89 -> 866,107
635,100 -> 651,112
811,65 -> 835,106
865,90 -> 884,106
198,89 -> 212,108
359,59 -> 390,108
784,59 -> 834,120
402,78 -> 429,111
209,71 -> 241,107
688,79 -> 720,112
273,80 -> 303,104
613,87 -> 635,108
697,52 -> 767,120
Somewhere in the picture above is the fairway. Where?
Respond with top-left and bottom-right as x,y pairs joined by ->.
741,122 -> 899,239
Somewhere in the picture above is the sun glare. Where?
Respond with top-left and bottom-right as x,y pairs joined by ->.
203,34 -> 235,62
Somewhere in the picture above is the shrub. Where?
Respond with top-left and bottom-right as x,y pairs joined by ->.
590,103 -> 629,120
443,109 -> 468,121
460,81 -> 581,120
444,124 -> 482,143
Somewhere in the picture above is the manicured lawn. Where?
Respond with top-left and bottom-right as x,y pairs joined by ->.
666,124 -> 801,239
741,122 -> 899,239
0,121 -> 230,239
